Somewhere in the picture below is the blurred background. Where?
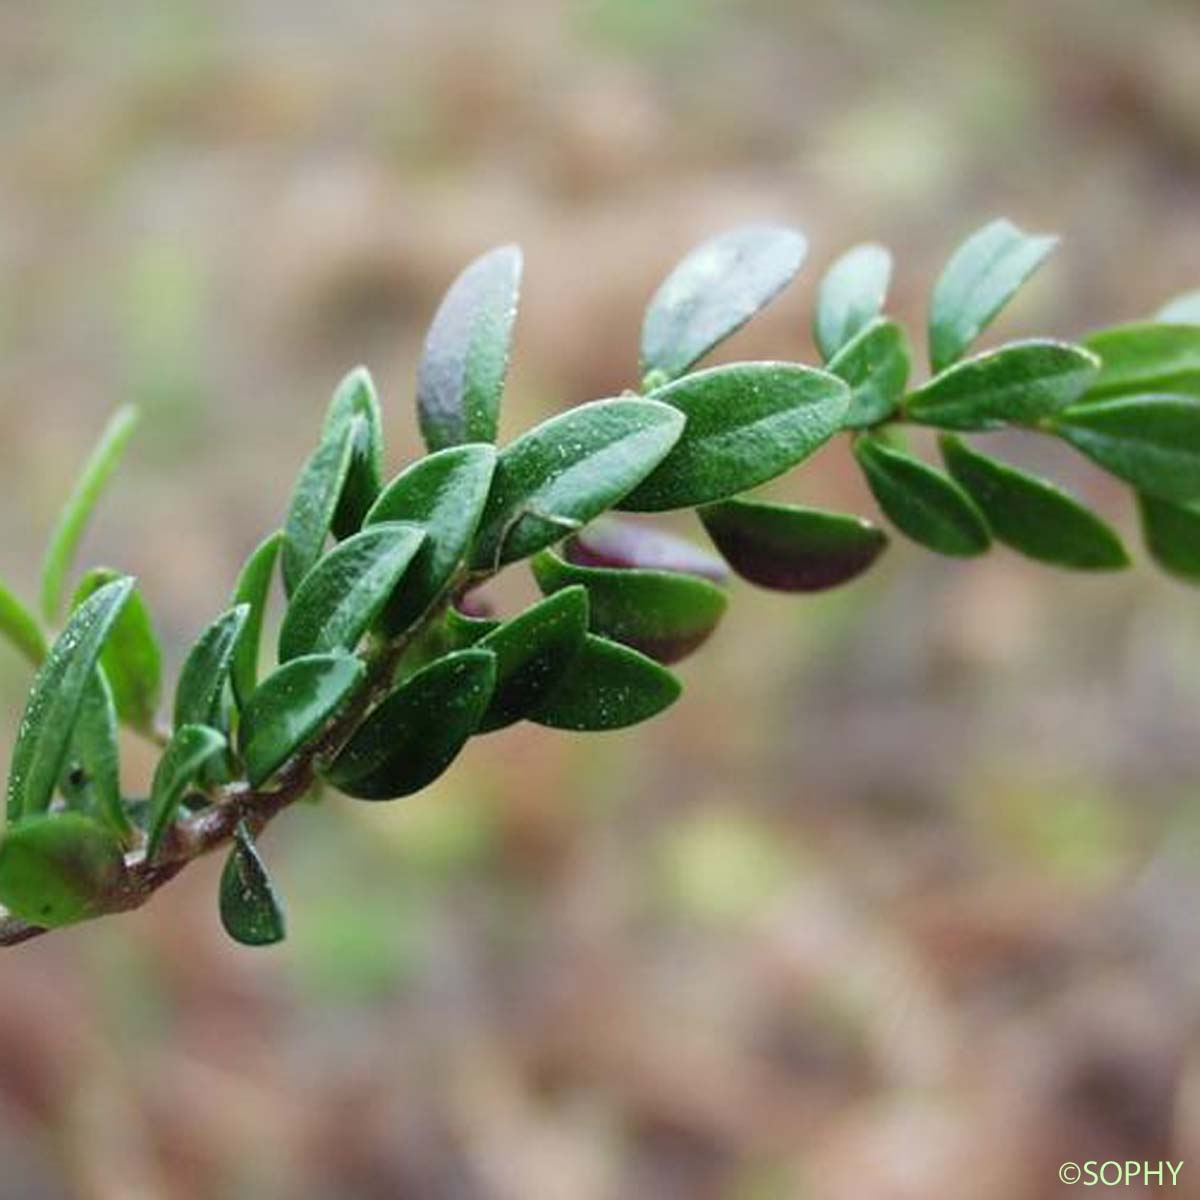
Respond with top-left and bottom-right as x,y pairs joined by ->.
2,1 -> 1200,1196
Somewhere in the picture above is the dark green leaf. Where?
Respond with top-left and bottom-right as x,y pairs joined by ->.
40,406 -> 140,623
68,670 -> 133,843
475,587 -> 589,731
174,605 -> 249,730
277,523 -> 425,662
145,724 -> 227,857
1157,291 -> 1200,325
365,444 -> 497,633
6,577 -> 134,822
470,399 -> 685,568
418,244 -> 523,452
443,604 -> 501,649
71,569 -> 162,734
230,531 -> 282,710
1081,323 -> 1200,401
239,653 -> 365,787
619,363 -> 850,512
324,367 -> 384,539
0,579 -> 46,667
929,219 -> 1057,373
700,498 -> 887,591
1051,396 -> 1200,503
828,318 -> 911,429
906,340 -> 1099,431
940,435 -> 1128,569
814,243 -> 892,361
530,636 -> 682,731
1136,492 -> 1200,582
559,516 -> 728,581
325,650 -> 496,800
0,813 -> 127,928
853,436 -> 990,556
641,224 -> 808,384
219,822 -> 286,946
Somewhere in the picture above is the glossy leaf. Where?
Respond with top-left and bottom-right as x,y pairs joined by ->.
365,444 -> 497,633
530,636 -> 682,731
619,363 -> 850,512
470,398 -> 685,568
174,605 -> 249,730
145,724 -> 227,857
1051,396 -> 1200,504
68,671 -> 133,842
324,367 -> 384,539
929,219 -> 1057,373
853,436 -> 990,557
561,516 -> 728,582
641,224 -> 808,383
325,650 -> 496,800
6,577 -> 133,822
40,405 -> 140,623
443,604 -> 501,649
71,569 -> 162,733
828,318 -> 911,429
814,243 -> 892,361
418,244 -> 523,452
230,531 -> 282,710
476,587 -> 589,731
940,435 -> 1128,569
0,579 -> 46,667
239,653 -> 365,787
1137,492 -> 1200,582
277,523 -> 425,662
0,813 -> 127,928
1157,291 -> 1200,325
1081,323 -> 1200,401
700,498 -> 887,592
219,822 -> 286,946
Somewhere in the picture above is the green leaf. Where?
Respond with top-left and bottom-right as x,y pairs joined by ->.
230,531 -> 282,711
814,243 -> 892,361
827,318 -> 911,429
145,724 -> 227,858
418,244 -> 523,452
365,445 -> 497,633
470,398 -> 685,568
277,523 -> 426,662
325,650 -> 496,800
906,340 -> 1099,431
475,587 -> 589,731
641,224 -> 808,384
1051,396 -> 1200,504
700,498 -> 887,592
940,435 -> 1128,569
443,603 -> 501,649
239,653 -> 365,788
853,436 -> 990,556
619,363 -> 850,512
324,367 -> 385,540
39,406 -> 140,624
0,813 -> 127,928
532,544 -> 727,664
929,219 -> 1057,373
281,417 -> 358,595
1136,492 -> 1200,582
71,569 -> 162,734
174,605 -> 249,730
68,671 -> 133,843
219,822 -> 286,946
0,580 -> 46,667
6,576 -> 134,822
530,636 -> 682,731
1157,291 -> 1200,325
1081,323 -> 1200,401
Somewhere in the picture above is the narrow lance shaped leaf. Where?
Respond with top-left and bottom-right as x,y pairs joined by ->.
219,822 -> 286,946
145,725 -> 227,858
68,670 -> 134,843
0,579 -> 46,667
928,219 -> 1057,373
470,398 -> 685,569
1137,492 -> 1200,583
1157,291 -> 1200,325
325,650 -> 497,800
0,813 -> 127,928
71,569 -> 162,734
530,636 -> 682,732
365,444 -> 497,634
40,405 -> 140,623
827,318 -> 911,429
814,243 -> 892,361
853,436 -> 991,557
238,653 -> 365,788
700,498 -> 888,592
324,367 -> 384,538
174,605 -> 250,730
230,531 -> 282,711
619,363 -> 850,512
940,435 -> 1128,570
277,523 -> 426,662
1081,323 -> 1200,401
641,224 -> 808,385
6,576 -> 134,822
418,244 -> 523,452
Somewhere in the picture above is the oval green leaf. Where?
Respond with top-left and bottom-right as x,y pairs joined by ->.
325,366 -> 384,539
828,318 -> 911,429
219,822 -> 286,946
1137,492 -> 1200,582
68,670 -> 133,843
443,603 -> 501,650
230,531 -> 282,710
174,605 -> 249,730
561,516 -> 728,582
814,243 -> 892,361
1081,323 -> 1200,401
145,724 -> 227,858
0,579 -> 46,667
